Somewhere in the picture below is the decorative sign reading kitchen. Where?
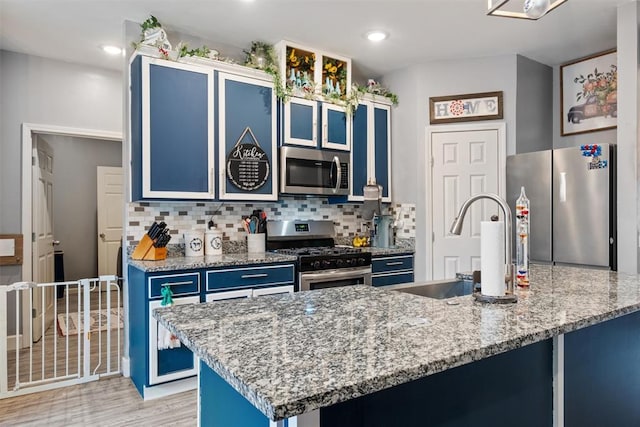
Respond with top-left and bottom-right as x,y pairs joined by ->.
429,91 -> 503,124
226,126 -> 270,191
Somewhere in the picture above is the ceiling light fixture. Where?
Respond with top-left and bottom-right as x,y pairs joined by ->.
101,45 -> 123,55
487,0 -> 567,20
366,31 -> 388,42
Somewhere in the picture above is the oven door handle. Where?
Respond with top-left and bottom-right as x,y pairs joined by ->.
332,156 -> 341,194
302,268 -> 371,282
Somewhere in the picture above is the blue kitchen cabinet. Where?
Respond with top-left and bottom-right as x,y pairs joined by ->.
282,98 -> 350,151
283,97 -> 318,147
129,266 -> 201,399
131,55 -> 214,200
371,253 -> 414,287
205,263 -> 296,301
217,72 -> 278,200
321,103 -> 351,151
349,98 -> 392,202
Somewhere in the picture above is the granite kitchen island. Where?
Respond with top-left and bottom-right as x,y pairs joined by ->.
154,264 -> 640,427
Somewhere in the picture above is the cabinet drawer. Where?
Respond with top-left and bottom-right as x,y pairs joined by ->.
372,255 -> 414,274
148,272 -> 200,299
206,264 -> 295,291
372,271 -> 415,287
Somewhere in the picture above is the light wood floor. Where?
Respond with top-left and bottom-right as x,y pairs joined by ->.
0,375 -> 197,426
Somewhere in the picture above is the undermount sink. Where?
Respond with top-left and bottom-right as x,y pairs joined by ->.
388,279 -> 475,300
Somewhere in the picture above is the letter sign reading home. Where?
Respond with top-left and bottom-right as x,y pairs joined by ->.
227,127 -> 270,191
429,91 -> 503,124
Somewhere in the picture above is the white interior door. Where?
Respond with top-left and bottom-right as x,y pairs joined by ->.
431,127 -> 502,279
97,166 -> 123,276
32,136 -> 56,342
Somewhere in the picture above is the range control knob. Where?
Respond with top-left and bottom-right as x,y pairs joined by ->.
344,258 -> 354,266
357,257 -> 366,266
336,259 -> 345,268
312,260 -> 321,269
322,259 -> 333,268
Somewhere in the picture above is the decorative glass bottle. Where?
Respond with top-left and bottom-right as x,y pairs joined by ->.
515,186 -> 530,287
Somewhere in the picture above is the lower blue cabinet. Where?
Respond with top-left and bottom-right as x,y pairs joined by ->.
372,254 -> 414,287
148,296 -> 199,385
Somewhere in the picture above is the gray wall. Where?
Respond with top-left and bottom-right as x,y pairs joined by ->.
0,50 -> 122,287
382,54 -> 518,281
516,55 -> 553,153
42,134 -> 122,281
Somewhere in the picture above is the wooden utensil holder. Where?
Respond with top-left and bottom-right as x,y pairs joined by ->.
143,246 -> 167,261
131,235 -> 154,260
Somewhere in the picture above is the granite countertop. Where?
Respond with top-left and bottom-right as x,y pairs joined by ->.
154,264 -> 640,421
128,252 -> 298,273
362,246 -> 414,256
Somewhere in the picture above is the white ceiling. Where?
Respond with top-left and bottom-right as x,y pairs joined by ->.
0,0 -> 625,78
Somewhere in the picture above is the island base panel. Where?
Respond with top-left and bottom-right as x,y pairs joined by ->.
565,310 -> 640,427
321,339 -> 553,427
199,360 -> 288,427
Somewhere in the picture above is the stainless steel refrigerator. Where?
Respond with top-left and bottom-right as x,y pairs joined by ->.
506,144 -> 616,269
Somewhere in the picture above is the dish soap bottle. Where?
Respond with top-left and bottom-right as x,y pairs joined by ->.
515,186 -> 530,287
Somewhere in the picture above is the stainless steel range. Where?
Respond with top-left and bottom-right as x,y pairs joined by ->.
266,220 -> 372,291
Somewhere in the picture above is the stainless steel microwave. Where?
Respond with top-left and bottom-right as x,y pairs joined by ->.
280,146 -> 350,196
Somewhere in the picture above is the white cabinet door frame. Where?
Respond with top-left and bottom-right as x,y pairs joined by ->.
148,296 -> 200,385
283,98 -> 318,147
141,57 -> 215,199
321,103 -> 351,151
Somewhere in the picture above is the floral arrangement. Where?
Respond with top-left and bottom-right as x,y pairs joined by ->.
361,79 -> 399,105
286,47 -> 316,96
322,56 -> 347,98
573,64 -> 617,115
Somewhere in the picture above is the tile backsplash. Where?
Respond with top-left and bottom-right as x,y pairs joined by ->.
126,197 -> 416,247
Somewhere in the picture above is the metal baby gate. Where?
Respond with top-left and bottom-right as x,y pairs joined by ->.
0,276 -> 122,398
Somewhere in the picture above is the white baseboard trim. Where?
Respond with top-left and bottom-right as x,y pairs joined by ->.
121,356 -> 130,378
143,376 -> 197,400
6,334 -> 23,351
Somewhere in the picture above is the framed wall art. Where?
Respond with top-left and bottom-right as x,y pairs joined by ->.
561,49 -> 617,136
429,91 -> 503,124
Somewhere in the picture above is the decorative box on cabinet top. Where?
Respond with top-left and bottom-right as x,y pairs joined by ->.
275,40 -> 352,102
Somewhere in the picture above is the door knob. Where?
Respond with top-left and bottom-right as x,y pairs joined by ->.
99,233 -> 106,239
52,240 -> 60,246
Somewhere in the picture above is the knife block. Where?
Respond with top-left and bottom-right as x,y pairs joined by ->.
131,235 -> 155,260
143,246 -> 167,261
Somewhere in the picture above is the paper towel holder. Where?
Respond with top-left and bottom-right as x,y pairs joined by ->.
449,193 -> 516,298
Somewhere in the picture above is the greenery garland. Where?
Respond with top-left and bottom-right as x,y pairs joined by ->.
244,41 -> 291,102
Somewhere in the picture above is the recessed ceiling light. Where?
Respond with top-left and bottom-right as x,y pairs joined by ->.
101,45 -> 123,56
366,31 -> 388,42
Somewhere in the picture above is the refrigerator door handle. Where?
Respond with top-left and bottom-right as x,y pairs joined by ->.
559,172 -> 567,202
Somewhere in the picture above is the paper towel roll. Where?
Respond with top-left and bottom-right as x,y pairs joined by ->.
481,221 -> 505,297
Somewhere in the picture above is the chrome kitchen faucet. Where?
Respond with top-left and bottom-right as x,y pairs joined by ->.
449,193 -> 515,294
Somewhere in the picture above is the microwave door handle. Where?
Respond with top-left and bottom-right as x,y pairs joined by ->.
332,156 -> 341,194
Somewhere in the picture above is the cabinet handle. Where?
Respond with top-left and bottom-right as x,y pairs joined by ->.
240,273 -> 268,279
386,262 -> 404,266
162,281 -> 192,287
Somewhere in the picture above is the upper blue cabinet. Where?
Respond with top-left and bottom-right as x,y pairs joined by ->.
283,98 -> 317,147
350,97 -> 392,202
217,72 -> 278,201
321,103 -> 351,151
281,99 -> 351,151
131,56 -> 214,200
